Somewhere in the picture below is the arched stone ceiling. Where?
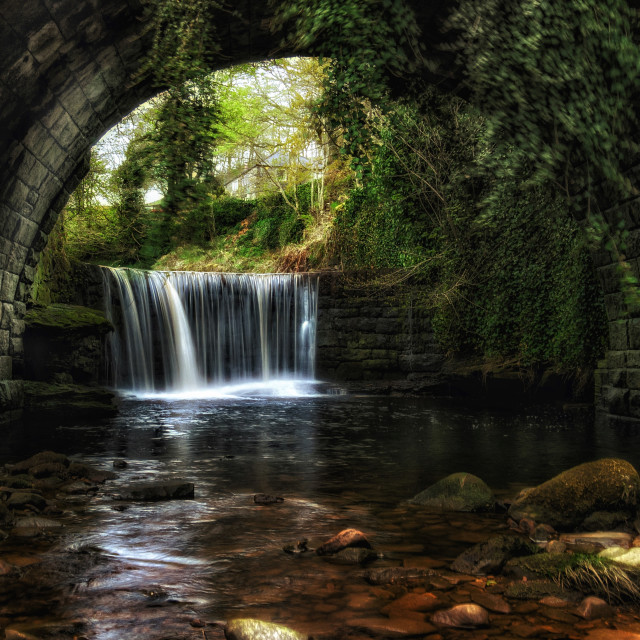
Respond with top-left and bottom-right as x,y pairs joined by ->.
0,0 -> 458,402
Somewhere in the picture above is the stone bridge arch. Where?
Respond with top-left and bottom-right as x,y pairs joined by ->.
0,0 -> 633,426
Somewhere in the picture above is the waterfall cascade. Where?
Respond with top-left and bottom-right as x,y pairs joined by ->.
101,267 -> 319,394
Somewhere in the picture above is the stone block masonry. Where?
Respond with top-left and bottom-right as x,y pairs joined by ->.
316,272 -> 444,382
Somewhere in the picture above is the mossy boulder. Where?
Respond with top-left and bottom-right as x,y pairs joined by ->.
24,304 -> 112,334
409,472 -> 495,512
508,459 -> 640,531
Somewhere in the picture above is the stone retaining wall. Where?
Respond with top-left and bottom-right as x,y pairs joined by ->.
316,272 -> 443,382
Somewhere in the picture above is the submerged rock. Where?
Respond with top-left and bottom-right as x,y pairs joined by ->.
322,547 -> 379,565
577,596 -> 614,620
225,618 -> 307,640
508,458 -> 640,530
409,472 -> 495,512
254,494 -> 284,504
282,539 -> 308,554
432,603 -> 489,628
117,481 -> 194,501
316,528 -> 371,556
451,534 -> 538,575
9,451 -> 69,475
364,566 -> 435,586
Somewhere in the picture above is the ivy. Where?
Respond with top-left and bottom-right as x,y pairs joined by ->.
447,0 -> 640,195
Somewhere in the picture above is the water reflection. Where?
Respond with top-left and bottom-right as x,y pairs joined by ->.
2,396 -> 640,638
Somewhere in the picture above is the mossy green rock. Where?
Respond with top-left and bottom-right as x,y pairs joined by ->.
225,619 -> 308,640
24,304 -> 112,334
508,458 -> 640,530
409,472 -> 495,512
23,382 -> 118,420
451,534 -> 539,575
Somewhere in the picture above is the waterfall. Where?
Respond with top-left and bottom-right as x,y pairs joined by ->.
101,268 -> 319,393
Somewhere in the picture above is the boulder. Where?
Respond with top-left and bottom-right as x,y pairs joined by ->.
409,472 -> 494,512
9,451 -> 69,475
68,462 -> 116,483
451,535 -> 539,575
508,459 -> 640,530
432,603 -> 489,628
316,528 -> 371,555
225,619 -> 307,640
117,481 -> 194,501
6,492 -> 47,511
322,547 -> 378,564
599,546 -> 640,567
559,531 -> 634,551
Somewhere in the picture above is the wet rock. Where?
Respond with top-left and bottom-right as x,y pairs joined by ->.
599,546 -> 640,567
0,504 -> 14,527
13,516 -> 63,536
68,462 -> 116,483
583,630 -> 640,640
469,589 -> 511,613
316,528 -> 371,556
545,540 -> 567,554
409,472 -> 495,512
254,494 -> 284,504
59,480 -> 95,495
113,459 -> 128,469
322,547 -> 378,564
504,552 -> 574,580
283,539 -> 308,554
364,566 -> 435,586
225,618 -> 307,640
577,596 -> 614,620
9,451 -> 69,475
559,531 -> 634,550
539,596 -> 571,607
346,616 -> 437,636
508,458 -> 640,530
2,475 -> 34,489
504,579 -> 570,600
451,534 -> 539,575
117,481 -> 194,501
381,592 -> 443,615
6,492 -> 46,511
531,523 -> 556,543
431,603 -> 489,628
581,510 -> 630,531
29,462 -> 68,479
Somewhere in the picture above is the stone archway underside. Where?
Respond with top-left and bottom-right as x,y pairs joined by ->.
0,0 -> 634,426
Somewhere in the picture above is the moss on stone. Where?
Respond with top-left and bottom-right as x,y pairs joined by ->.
23,382 -> 118,420
24,304 -> 112,334
508,458 -> 640,530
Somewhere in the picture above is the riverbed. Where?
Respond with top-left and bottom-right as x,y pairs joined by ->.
1,391 -> 640,639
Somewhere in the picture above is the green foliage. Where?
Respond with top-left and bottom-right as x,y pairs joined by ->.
334,91 -> 607,372
448,0 -> 640,198
272,0 -> 424,175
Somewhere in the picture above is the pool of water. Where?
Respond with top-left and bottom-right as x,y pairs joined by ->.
2,392 -> 640,638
